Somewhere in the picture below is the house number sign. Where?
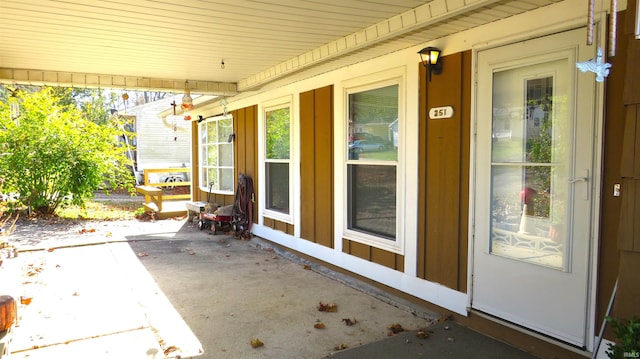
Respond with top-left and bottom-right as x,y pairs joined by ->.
429,106 -> 454,119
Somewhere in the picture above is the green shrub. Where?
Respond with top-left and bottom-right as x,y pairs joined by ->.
607,316 -> 640,359
0,87 -> 134,215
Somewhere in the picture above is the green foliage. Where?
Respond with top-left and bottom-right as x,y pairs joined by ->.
0,87 -> 134,215
265,107 -> 290,159
525,99 -> 553,218
606,316 -> 640,359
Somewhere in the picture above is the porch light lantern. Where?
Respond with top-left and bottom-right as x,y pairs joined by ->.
418,47 -> 442,82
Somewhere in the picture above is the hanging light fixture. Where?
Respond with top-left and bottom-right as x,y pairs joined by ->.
418,47 -> 443,82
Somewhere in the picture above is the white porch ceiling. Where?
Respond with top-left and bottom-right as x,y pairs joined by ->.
0,0 -> 560,95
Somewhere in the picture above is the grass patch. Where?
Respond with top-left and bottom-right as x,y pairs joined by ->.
56,200 -> 144,220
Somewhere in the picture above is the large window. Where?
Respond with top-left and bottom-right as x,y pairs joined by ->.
199,115 -> 234,193
265,105 -> 290,215
346,82 -> 399,245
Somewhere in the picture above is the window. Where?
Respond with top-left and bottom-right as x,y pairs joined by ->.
265,105 -> 290,215
346,82 -> 400,245
199,114 -> 234,193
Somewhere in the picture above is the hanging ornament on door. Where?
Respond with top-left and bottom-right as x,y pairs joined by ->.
576,47 -> 611,82
579,0 -> 614,82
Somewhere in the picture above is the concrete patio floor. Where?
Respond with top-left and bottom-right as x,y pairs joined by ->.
2,218 -> 433,358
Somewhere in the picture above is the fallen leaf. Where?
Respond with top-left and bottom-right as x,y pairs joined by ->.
303,265 -> 311,270
20,296 -> 32,305
163,345 -> 179,355
334,343 -> 348,351
106,232 -> 112,237
72,291 -> 79,296
250,338 -> 264,348
186,248 -> 196,255
317,302 -> 338,312
137,252 -> 149,257
314,321 -> 326,329
47,248 -> 55,252
438,314 -> 452,323
342,318 -> 357,326
416,328 -> 429,339
388,323 -> 404,334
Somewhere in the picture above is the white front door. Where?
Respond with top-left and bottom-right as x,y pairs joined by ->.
472,27 -> 599,347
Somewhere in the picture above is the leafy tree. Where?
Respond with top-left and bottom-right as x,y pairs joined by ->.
0,87 -> 134,215
265,107 -> 290,159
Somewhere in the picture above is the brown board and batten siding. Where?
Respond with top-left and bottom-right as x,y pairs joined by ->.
612,5 -> 640,324
263,218 -> 294,235
417,51 -> 471,292
300,85 -> 334,248
233,106 -> 259,225
342,239 -> 405,272
596,9 -> 625,335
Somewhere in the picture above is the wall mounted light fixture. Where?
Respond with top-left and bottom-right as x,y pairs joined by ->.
418,47 -> 443,82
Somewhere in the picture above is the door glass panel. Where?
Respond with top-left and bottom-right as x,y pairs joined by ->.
489,60 -> 570,270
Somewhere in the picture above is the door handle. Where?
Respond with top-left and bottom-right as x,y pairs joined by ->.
568,169 -> 589,200
568,177 -> 587,184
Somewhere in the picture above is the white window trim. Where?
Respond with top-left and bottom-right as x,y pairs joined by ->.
198,114 -> 235,195
341,68 -> 406,254
259,95 -> 295,224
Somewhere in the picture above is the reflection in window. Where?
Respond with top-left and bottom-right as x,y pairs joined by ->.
265,106 -> 290,214
490,65 -> 569,270
347,84 -> 398,240
199,115 -> 234,193
348,85 -> 398,161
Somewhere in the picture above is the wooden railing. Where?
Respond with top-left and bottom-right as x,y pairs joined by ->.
136,168 -> 191,211
142,168 -> 191,199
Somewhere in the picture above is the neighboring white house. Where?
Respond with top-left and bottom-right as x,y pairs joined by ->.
122,95 -> 192,184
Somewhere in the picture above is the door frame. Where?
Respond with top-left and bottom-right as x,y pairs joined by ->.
467,24 -> 606,352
